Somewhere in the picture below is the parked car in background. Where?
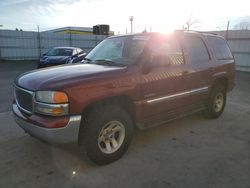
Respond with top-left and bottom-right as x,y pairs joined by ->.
13,31 -> 235,165
38,47 -> 86,68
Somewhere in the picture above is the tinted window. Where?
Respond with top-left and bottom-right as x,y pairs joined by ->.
186,36 -> 210,63
47,48 -> 73,56
151,37 -> 184,65
207,36 -> 233,60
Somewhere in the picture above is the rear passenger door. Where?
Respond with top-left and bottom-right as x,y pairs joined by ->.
183,35 -> 212,106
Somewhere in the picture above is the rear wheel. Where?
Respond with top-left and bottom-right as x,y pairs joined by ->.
204,84 -> 226,118
79,105 -> 134,165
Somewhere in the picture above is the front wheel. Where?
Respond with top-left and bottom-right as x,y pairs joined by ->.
204,84 -> 226,118
79,105 -> 134,165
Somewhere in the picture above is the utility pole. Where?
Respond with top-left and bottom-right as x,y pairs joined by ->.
69,32 -> 72,46
129,16 -> 134,34
0,25 -> 2,61
226,21 -> 230,40
0,25 -> 3,61
37,25 -> 41,58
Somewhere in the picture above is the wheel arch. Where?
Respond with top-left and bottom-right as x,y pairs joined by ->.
80,95 -> 136,125
211,76 -> 228,91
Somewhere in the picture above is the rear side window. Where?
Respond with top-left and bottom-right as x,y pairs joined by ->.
207,36 -> 233,60
186,36 -> 210,64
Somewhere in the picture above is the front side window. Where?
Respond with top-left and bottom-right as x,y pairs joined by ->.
186,36 -> 210,64
207,36 -> 233,60
150,37 -> 184,66
128,37 -> 148,58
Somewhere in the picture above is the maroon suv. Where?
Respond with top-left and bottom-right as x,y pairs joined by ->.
13,31 -> 235,165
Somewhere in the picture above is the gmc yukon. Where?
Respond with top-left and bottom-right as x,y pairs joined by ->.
13,31 -> 235,165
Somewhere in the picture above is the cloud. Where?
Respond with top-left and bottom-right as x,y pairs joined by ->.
0,0 -> 81,30
0,0 -> 80,8
0,0 -> 29,7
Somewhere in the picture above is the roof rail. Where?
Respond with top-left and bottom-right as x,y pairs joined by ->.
174,30 -> 184,33
174,30 -> 218,35
195,31 -> 218,35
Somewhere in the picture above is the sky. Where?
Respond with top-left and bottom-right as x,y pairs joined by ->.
1,0 -> 250,34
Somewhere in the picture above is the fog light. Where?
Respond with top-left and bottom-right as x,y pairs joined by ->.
34,102 -> 68,116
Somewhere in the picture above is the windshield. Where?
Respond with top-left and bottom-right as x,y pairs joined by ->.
85,36 -> 148,65
46,48 -> 73,56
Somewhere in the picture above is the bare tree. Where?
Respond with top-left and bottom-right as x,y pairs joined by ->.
234,22 -> 250,30
183,14 -> 199,30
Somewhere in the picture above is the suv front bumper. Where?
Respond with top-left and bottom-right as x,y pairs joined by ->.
13,103 -> 81,144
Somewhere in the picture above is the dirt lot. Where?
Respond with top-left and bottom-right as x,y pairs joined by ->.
0,61 -> 249,188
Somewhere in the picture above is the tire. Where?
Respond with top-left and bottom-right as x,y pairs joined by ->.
79,105 -> 134,165
204,84 -> 227,118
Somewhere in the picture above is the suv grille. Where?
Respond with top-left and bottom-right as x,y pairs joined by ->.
14,86 -> 34,114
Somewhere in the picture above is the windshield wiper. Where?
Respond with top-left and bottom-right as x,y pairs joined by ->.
82,57 -> 92,64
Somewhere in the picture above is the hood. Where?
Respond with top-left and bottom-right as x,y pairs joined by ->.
40,56 -> 71,64
15,64 -> 126,91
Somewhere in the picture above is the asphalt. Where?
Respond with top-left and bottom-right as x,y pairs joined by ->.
0,61 -> 37,113
0,61 -> 249,188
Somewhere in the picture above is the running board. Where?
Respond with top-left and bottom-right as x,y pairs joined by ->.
136,106 -> 206,130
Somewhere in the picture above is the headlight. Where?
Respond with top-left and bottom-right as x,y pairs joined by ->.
36,91 -> 68,104
35,91 -> 69,116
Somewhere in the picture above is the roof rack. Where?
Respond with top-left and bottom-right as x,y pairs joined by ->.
195,31 -> 218,35
174,30 -> 218,35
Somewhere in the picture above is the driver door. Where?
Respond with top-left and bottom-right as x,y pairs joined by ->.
140,36 -> 189,121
